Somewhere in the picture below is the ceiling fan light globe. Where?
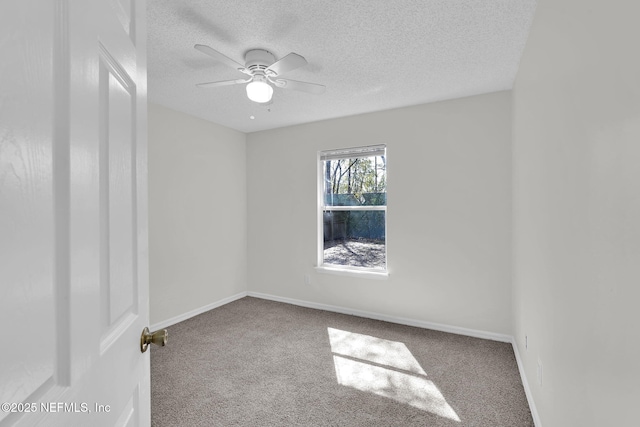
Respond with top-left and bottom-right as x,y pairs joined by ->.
246,81 -> 273,103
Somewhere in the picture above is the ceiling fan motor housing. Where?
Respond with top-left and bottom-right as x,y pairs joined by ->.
244,49 -> 276,75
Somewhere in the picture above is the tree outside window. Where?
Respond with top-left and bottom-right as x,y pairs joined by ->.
319,145 -> 387,271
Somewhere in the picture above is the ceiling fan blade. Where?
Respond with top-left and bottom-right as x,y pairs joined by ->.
196,78 -> 251,88
194,44 -> 247,73
266,53 -> 307,76
272,78 -> 326,94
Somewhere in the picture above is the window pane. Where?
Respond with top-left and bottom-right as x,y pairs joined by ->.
323,210 -> 386,270
323,156 -> 386,207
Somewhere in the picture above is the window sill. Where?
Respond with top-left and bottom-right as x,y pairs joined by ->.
315,265 -> 389,280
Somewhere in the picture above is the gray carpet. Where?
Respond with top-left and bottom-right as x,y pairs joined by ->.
151,297 -> 533,426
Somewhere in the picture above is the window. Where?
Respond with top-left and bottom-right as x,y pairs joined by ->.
318,145 -> 387,273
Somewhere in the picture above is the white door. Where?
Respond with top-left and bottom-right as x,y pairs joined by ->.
1,0 -> 151,426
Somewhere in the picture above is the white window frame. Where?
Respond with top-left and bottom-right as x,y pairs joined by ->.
316,145 -> 388,278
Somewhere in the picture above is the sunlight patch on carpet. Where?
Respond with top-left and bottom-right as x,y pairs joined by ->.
328,328 -> 461,422
328,328 -> 426,375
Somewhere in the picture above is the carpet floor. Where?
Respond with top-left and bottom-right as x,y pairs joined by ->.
151,297 -> 533,426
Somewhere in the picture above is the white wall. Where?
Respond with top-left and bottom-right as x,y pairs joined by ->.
148,103 -> 247,325
247,92 -> 513,335
512,0 -> 640,425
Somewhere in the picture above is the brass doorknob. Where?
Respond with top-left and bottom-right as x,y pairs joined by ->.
140,327 -> 168,353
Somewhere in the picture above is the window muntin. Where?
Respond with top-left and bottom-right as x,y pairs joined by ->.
319,145 -> 387,271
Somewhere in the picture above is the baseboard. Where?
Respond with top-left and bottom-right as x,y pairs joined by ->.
150,291 -> 247,331
511,338 -> 542,427
246,291 -> 512,343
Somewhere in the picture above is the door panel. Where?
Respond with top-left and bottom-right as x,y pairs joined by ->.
114,389 -> 137,427
110,0 -> 133,39
99,45 -> 137,330
0,3 -> 57,424
0,0 -> 149,425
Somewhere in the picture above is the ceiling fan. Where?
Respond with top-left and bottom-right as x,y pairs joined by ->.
194,44 -> 326,103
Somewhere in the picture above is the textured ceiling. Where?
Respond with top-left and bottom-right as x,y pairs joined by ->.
148,0 -> 537,133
